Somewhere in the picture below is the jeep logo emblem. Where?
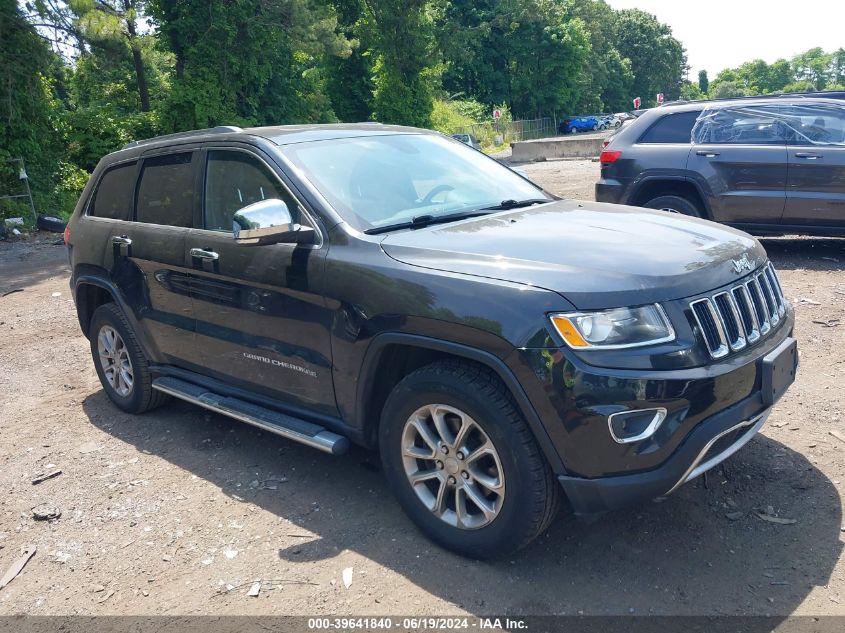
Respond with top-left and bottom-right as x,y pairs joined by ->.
731,254 -> 754,274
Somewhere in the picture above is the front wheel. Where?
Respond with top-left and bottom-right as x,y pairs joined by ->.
379,360 -> 560,558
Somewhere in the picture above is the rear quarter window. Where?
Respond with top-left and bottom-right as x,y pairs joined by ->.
88,162 -> 137,220
638,111 -> 702,144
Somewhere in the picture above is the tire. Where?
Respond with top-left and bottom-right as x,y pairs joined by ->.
570,127 -> 578,134
592,124 -> 598,131
89,303 -> 169,414
379,359 -> 561,559
614,120 -> 622,128
643,194 -> 703,218
36,216 -> 67,233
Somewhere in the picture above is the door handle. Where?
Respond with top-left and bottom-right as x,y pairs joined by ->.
190,247 -> 219,261
111,235 -> 132,246
695,150 -> 720,157
794,152 -> 822,159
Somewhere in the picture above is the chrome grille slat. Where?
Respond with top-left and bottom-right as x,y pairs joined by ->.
765,264 -> 786,316
690,264 -> 787,359
746,278 -> 771,335
691,298 -> 729,358
732,285 -> 761,344
713,292 -> 746,351
757,271 -> 780,326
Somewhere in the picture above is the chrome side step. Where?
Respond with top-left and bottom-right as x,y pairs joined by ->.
152,376 -> 349,455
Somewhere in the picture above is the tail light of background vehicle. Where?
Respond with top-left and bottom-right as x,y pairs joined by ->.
599,150 -> 621,164
63,225 -> 70,245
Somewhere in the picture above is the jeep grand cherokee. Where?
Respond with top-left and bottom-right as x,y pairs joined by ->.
65,124 -> 797,558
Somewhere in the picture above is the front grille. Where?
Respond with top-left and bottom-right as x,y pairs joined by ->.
690,263 -> 787,359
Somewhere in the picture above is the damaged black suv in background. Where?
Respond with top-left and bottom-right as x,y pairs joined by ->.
65,124 -> 797,558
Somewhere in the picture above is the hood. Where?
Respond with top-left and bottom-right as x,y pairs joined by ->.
379,200 -> 766,309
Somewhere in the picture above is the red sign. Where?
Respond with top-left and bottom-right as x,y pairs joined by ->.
632,97 -> 641,109
493,109 -> 502,120
656,92 -> 664,105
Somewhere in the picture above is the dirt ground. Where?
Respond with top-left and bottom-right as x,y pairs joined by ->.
1,160 -> 844,617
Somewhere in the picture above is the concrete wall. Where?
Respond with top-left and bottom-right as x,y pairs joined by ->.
511,136 -> 604,162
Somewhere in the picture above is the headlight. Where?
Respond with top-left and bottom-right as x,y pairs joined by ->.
550,304 -> 675,350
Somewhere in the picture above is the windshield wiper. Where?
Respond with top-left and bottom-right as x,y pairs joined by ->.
480,198 -> 551,211
364,210 -> 494,235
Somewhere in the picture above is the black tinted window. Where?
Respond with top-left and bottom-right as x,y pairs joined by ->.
90,162 -> 137,220
204,151 -> 291,232
136,153 -> 195,227
639,111 -> 701,144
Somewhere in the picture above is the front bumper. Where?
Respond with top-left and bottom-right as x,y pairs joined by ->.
552,330 -> 797,518
559,405 -> 770,518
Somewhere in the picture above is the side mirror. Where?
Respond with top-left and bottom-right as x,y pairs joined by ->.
232,199 -> 314,246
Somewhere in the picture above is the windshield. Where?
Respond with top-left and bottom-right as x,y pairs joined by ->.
280,134 -> 549,232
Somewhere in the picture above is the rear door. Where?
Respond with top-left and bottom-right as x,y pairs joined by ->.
184,145 -> 337,416
82,159 -> 140,275
108,149 -> 202,366
624,109 -> 702,193
686,104 -> 788,224
781,101 -> 845,227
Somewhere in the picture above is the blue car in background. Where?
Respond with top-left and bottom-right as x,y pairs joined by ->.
559,115 -> 599,134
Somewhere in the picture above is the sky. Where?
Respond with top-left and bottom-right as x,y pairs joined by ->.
605,0 -> 843,78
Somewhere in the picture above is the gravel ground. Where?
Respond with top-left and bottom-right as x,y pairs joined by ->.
0,161 -> 844,617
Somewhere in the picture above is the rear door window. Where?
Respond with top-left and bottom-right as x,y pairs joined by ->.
639,111 -> 702,144
135,152 -> 195,227
89,162 -> 137,220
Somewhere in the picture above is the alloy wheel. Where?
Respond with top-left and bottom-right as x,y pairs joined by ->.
401,404 -> 505,530
97,325 -> 134,397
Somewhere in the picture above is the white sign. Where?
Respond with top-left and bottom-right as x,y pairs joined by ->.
656,93 -> 664,105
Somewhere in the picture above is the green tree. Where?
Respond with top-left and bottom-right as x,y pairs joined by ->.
698,69 -> 708,94
792,47 -> 831,90
436,0 -> 591,118
680,80 -> 703,100
709,80 -> 749,99
324,0 -> 373,121
0,0 -> 66,219
71,0 -> 153,111
148,0 -> 350,131
614,9 -> 686,105
363,0 -> 435,126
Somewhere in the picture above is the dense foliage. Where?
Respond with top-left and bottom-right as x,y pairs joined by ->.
7,0 -> 838,224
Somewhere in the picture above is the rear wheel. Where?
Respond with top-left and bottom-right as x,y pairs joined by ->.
89,303 -> 169,414
643,194 -> 703,218
379,360 -> 560,559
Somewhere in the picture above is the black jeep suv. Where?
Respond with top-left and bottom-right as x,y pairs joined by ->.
66,124 -> 797,557
596,97 -> 845,236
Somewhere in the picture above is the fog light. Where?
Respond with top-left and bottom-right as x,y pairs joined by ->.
608,408 -> 667,444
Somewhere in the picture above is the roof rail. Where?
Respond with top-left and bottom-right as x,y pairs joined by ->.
122,125 -> 244,150
659,90 -> 845,108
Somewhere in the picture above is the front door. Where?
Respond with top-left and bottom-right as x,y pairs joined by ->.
781,102 -> 845,227
687,103 -> 788,225
184,147 -> 337,416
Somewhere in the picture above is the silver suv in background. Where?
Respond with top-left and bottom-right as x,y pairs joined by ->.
595,96 -> 845,236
